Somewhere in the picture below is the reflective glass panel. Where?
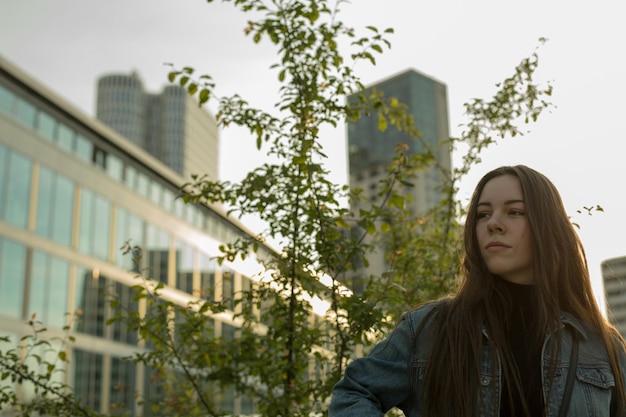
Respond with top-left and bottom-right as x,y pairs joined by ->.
57,123 -> 74,152
146,224 -> 169,284
199,251 -> 216,301
48,257 -> 70,328
35,166 -> 54,239
74,266 -> 106,337
75,134 -> 93,163
0,145 -> 6,221
93,194 -> 111,261
0,238 -> 26,319
36,110 -> 56,141
4,151 -> 32,228
78,188 -> 95,255
51,174 -> 74,246
72,349 -> 103,412
110,356 -> 136,414
0,84 -> 15,114
176,240 -> 195,294
115,207 -> 144,271
136,172 -> 149,197
15,98 -> 36,127
106,153 -> 123,181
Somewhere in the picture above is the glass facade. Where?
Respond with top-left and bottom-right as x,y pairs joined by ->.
0,64 -> 267,415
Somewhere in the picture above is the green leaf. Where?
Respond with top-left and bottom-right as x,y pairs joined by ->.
199,89 -> 210,104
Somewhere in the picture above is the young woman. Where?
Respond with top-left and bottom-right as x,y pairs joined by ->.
329,165 -> 626,417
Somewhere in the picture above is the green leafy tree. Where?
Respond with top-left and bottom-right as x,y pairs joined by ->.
0,0 -> 553,416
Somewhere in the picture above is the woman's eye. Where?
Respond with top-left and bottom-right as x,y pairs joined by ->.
509,209 -> 525,216
477,212 -> 491,219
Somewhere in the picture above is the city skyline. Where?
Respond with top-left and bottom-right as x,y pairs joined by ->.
1,0 -> 625,312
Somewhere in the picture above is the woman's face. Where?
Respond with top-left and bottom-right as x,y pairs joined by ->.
475,174 -> 534,285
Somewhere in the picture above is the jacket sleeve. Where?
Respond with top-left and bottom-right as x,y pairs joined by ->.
328,315 -> 415,416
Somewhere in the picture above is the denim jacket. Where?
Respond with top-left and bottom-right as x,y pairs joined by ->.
329,302 -> 626,417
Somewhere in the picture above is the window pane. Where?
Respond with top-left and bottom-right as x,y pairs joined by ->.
57,123 -> 74,152
4,151 -> 32,228
136,172 -> 149,197
15,98 -> 36,127
93,194 -> 111,261
72,349 -> 103,412
0,144 -> 7,222
74,266 -> 106,337
51,174 -> 74,246
29,251 -> 48,321
199,251 -> 216,301
47,256 -> 70,328
176,240 -> 194,293
106,153 -> 123,181
35,166 -> 54,239
36,111 -> 56,141
110,283 -> 138,345
149,181 -> 161,205
146,224 -> 169,284
78,188 -> 95,255
75,135 -> 93,163
115,208 -> 143,270
0,239 -> 26,319
125,165 -> 137,189
0,84 -> 15,114
162,187 -> 174,212
110,356 -> 136,413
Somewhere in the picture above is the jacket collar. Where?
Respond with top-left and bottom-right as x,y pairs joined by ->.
481,311 -> 589,341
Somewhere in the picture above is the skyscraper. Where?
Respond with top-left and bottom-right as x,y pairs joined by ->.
346,68 -> 452,289
96,73 -> 218,181
602,256 -> 626,337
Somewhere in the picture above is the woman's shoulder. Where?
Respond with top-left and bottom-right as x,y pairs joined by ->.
401,298 -> 451,328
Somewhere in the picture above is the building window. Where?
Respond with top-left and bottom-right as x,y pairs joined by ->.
106,153 -> 123,181
78,188 -> 111,261
36,110 -> 57,141
15,98 -> 36,127
110,356 -> 136,415
115,207 -> 144,270
0,238 -> 26,319
75,134 -> 93,163
29,251 -> 70,329
74,266 -> 107,337
199,251 -> 216,301
176,240 -> 195,294
0,84 -> 15,114
35,166 -> 75,246
57,123 -> 75,152
146,224 -> 170,284
72,349 -> 103,412
1,149 -> 32,228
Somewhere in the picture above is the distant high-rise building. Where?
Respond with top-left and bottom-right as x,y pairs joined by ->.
603,256 -> 626,337
96,73 -> 218,180
346,69 -> 452,291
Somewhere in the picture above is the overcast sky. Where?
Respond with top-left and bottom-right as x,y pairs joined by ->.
1,0 -> 625,310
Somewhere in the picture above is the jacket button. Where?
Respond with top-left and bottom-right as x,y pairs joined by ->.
481,376 -> 492,386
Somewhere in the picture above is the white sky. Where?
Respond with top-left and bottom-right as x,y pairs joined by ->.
1,0 -> 624,311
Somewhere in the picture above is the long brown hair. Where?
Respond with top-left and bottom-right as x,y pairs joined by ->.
417,165 -> 626,416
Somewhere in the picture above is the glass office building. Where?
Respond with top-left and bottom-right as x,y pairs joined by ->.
603,256 -> 626,338
346,69 -> 452,289
0,55 -> 270,415
96,72 -> 219,182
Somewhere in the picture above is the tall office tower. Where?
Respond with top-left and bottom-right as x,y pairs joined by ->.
346,69 -> 452,291
602,256 -> 626,337
96,73 -> 218,180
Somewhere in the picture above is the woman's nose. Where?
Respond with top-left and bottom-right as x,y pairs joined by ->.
487,215 -> 504,233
